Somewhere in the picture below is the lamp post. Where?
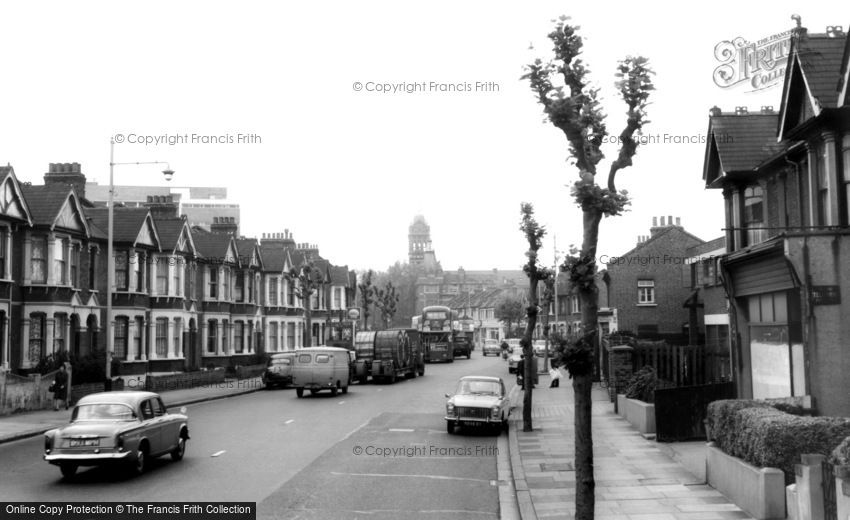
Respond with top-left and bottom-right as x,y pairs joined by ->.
105,137 -> 174,390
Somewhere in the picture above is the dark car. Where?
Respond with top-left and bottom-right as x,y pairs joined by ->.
44,391 -> 189,479
263,352 -> 296,389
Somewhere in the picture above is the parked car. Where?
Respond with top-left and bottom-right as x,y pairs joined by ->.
444,376 -> 510,434
482,340 -> 501,357
43,391 -> 189,479
532,340 -> 550,357
506,338 -> 521,353
292,346 -> 351,397
507,352 -> 522,373
263,352 -> 295,389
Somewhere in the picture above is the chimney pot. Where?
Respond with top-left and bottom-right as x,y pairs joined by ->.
652,216 -> 658,227
660,216 -> 666,226
735,106 -> 748,115
676,217 -> 681,226
668,215 -> 673,226
761,105 -> 774,114
709,106 -> 722,117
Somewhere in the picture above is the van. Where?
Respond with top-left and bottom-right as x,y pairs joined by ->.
291,347 -> 352,397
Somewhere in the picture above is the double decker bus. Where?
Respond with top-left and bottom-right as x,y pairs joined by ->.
416,305 -> 456,362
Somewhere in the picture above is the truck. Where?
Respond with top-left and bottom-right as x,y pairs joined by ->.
371,329 -> 424,383
352,331 -> 376,384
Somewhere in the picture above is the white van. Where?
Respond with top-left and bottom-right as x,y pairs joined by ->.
291,347 -> 352,397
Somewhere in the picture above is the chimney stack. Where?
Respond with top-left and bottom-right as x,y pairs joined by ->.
44,162 -> 87,198
210,216 -> 238,235
709,106 -> 722,117
144,195 -> 179,220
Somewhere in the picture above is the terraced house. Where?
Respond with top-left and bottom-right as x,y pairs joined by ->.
703,25 -> 850,415
0,162 -> 357,381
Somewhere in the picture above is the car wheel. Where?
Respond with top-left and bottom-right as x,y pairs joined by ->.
501,414 -> 509,432
310,389 -> 319,395
418,369 -> 424,376
60,462 -> 78,479
171,435 -> 187,461
330,384 -> 338,397
296,388 -> 304,398
446,420 -> 455,434
467,353 -> 471,359
342,385 -> 348,394
132,445 -> 148,475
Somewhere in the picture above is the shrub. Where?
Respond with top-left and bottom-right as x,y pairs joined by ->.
830,436 -> 850,466
706,399 -> 772,448
624,366 -> 657,402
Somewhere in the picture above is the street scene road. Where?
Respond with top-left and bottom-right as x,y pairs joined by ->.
0,353 -> 512,518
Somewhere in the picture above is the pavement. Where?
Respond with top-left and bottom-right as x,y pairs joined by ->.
504,373 -> 755,520
0,377 -> 264,444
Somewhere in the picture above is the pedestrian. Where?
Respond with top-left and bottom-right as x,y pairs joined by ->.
549,360 -> 562,388
516,355 -> 525,389
52,364 -> 68,411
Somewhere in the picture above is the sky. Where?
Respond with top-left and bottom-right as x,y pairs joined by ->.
0,1 -> 844,272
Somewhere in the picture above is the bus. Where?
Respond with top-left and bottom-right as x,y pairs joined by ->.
416,305 -> 455,362
452,314 -> 474,359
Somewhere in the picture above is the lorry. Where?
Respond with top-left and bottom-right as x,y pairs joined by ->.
370,329 -> 424,383
291,346 -> 352,397
353,331 -> 376,384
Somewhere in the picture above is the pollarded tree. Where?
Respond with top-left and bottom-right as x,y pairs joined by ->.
357,269 -> 376,330
523,16 -> 654,520
495,296 -> 525,338
374,281 -> 400,330
519,203 -> 553,432
284,254 -> 323,348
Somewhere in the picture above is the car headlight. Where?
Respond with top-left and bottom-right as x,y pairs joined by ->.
491,405 -> 500,419
44,435 -> 52,453
446,402 -> 455,415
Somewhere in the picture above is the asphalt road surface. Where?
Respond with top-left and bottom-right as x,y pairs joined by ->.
0,351 -> 516,519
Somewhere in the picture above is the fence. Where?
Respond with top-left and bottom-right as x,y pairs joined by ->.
633,340 -> 730,387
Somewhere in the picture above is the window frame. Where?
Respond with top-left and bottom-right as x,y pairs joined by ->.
637,279 -> 656,305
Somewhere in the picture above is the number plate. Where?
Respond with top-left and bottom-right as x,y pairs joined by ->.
69,438 -> 99,447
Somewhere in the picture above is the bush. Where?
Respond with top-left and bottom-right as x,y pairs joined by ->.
830,436 -> 850,466
707,399 -> 850,484
32,351 -> 71,375
624,366 -> 657,402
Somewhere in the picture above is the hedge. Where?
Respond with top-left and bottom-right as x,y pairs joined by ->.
707,399 -> 850,484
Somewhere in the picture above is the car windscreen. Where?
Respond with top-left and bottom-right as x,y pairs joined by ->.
455,380 -> 501,396
73,403 -> 136,422
271,358 -> 291,366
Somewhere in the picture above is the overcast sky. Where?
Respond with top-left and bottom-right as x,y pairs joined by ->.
1,1 -> 843,272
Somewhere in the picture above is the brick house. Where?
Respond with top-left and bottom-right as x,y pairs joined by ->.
605,217 -> 705,343
702,25 -> 850,414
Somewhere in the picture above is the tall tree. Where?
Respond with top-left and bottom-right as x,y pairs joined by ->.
523,16 -> 653,519
374,281 -> 400,330
495,296 -> 525,338
285,255 -> 322,348
519,203 -> 553,432
357,269 -> 376,330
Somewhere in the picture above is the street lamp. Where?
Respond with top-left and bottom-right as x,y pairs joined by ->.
105,137 -> 174,390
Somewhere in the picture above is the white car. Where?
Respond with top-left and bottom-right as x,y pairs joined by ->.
444,376 -> 510,434
506,339 -> 521,353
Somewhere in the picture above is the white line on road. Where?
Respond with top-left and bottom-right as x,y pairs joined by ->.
388,428 -> 414,432
211,450 -> 226,457
284,419 -> 294,424
338,401 -> 345,405
330,472 -> 491,483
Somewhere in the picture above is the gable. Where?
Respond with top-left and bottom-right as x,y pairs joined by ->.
0,176 -> 30,222
224,241 -> 237,264
135,216 -> 158,248
174,222 -> 195,256
54,196 -> 87,234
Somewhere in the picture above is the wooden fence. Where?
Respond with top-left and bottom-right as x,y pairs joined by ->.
634,340 -> 731,387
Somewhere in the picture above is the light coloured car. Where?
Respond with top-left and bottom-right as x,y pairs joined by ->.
445,376 -> 510,433
532,340 -> 550,357
44,391 -> 189,479
507,352 -> 523,373
482,340 -> 501,356
506,339 -> 521,353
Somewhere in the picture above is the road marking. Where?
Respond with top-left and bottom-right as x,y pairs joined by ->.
388,428 -> 414,432
376,388 -> 383,391
338,401 -> 345,405
285,419 -> 294,424
211,450 -> 226,457
330,472 -> 491,483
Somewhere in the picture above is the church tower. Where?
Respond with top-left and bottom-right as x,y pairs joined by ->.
408,215 -> 431,266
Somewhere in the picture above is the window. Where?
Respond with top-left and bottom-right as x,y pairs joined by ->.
234,272 -> 244,301
817,141 -> 829,226
316,354 -> 330,363
424,285 -> 438,294
255,274 -> 261,303
173,318 -> 182,357
843,134 -> 850,225
637,280 -> 656,304
287,323 -> 295,350
29,314 -> 45,363
88,247 -> 97,290
207,320 -> 217,354
114,317 -> 128,361
156,318 -> 168,357
70,244 -> 80,288
743,186 -> 766,245
571,295 -> 580,314
333,287 -> 341,309
269,278 -> 278,306
0,228 -> 6,278
208,267 -> 218,299
53,314 -> 66,353
221,320 -> 229,354
247,273 -> 254,303
234,322 -> 244,353
115,251 -> 128,290
134,317 -> 143,359
156,258 -> 169,295
222,267 -> 230,301
53,238 -> 67,284
247,321 -> 254,352
286,279 -> 294,306
140,400 -> 154,420
133,253 -> 143,292
298,354 -> 311,363
173,258 -> 182,297
269,322 -> 278,351
189,262 -> 196,298
31,237 -> 47,283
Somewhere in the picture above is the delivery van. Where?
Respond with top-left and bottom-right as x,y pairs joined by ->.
291,346 -> 352,397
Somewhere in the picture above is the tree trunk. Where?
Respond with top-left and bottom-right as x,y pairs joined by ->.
522,282 -> 539,433
305,308 -> 313,348
574,207 -> 602,520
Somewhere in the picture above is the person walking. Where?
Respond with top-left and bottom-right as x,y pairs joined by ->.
516,355 -> 525,390
52,364 -> 68,411
549,359 -> 562,388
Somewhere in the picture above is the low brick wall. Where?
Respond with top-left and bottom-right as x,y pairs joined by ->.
1,366 -> 71,415
234,364 -> 266,379
144,370 -> 226,392
70,380 -> 126,405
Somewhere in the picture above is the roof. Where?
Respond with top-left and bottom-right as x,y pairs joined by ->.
611,226 -> 705,261
153,216 -> 195,255
235,238 -> 262,268
686,236 -> 726,258
330,265 -> 350,285
191,227 -> 236,261
259,243 -> 289,272
703,114 -> 784,186
20,184 -> 84,229
86,207 -> 157,246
